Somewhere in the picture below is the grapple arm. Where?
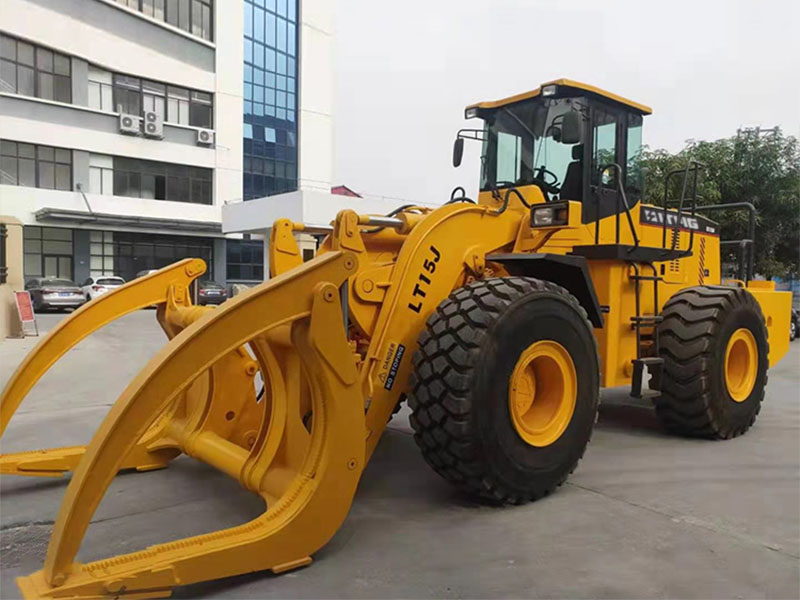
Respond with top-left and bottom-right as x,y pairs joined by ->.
17,251 -> 365,599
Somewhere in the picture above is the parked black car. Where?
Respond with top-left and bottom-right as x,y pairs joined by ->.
198,280 -> 228,305
791,308 -> 799,342
25,277 -> 86,312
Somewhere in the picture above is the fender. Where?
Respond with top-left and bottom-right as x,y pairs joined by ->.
487,253 -> 605,328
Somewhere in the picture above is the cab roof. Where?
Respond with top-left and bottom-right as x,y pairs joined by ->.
466,78 -> 653,116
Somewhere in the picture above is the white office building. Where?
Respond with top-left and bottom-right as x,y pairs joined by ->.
0,0 -> 334,285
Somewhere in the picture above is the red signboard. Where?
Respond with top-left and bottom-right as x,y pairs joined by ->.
15,291 -> 35,323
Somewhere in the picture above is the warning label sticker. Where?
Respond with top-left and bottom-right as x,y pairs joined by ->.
383,343 -> 406,391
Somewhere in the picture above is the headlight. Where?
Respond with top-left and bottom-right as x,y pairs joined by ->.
533,207 -> 554,226
531,202 -> 570,227
464,107 -> 479,119
541,84 -> 557,97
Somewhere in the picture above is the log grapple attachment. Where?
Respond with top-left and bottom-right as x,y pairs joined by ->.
5,248 -> 368,599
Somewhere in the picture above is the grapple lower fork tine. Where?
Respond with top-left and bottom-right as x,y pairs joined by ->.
17,251 -> 363,599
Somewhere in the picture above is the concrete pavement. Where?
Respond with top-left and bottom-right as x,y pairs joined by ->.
1,311 -> 798,598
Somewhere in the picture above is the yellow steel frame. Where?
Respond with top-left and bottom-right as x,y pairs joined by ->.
1,190 -> 791,598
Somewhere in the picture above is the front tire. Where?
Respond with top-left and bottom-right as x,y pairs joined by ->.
656,286 -> 769,439
408,277 -> 599,504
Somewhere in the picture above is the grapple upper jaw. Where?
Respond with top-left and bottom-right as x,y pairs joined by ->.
0,259 -> 206,478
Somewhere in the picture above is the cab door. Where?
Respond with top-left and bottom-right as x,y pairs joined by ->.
583,101 -> 625,225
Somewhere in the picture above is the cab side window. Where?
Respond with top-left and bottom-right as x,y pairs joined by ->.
591,107 -> 618,188
625,113 -> 644,194
495,131 -> 522,184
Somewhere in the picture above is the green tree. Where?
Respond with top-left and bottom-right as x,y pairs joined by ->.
640,129 -> 800,279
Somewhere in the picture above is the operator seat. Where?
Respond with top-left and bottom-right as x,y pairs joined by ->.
559,144 -> 583,201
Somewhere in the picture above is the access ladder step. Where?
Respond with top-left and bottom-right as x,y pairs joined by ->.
630,357 -> 664,399
630,315 -> 663,325
629,274 -> 664,282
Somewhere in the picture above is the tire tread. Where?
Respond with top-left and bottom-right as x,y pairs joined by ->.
655,285 -> 768,439
408,277 -> 597,504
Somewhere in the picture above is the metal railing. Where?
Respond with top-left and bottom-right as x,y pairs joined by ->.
661,160 -> 704,255
594,163 -> 639,248
694,202 -> 756,282
0,223 -> 7,285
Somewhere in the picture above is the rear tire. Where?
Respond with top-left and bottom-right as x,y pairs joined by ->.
656,285 -> 768,439
408,277 -> 599,504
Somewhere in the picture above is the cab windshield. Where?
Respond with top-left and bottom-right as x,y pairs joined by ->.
480,96 -> 587,197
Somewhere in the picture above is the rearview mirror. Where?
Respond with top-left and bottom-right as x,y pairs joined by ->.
561,111 -> 582,145
452,137 -> 464,168
545,125 -> 562,143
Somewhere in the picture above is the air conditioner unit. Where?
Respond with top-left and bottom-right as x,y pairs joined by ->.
196,128 -> 215,146
142,110 -> 164,139
118,113 -> 141,135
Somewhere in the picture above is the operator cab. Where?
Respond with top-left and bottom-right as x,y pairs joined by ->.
456,79 -> 651,223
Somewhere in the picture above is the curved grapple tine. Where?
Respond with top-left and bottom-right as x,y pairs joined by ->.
0,259 -> 206,477
17,251 -> 364,599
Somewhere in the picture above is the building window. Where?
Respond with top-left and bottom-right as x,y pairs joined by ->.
113,74 -> 142,115
113,231 -> 213,282
89,154 -> 114,194
23,226 -> 74,279
113,157 -> 212,204
88,66 -> 113,111
226,239 -> 264,281
1,140 -> 71,190
190,90 -> 212,128
89,231 -> 115,276
115,0 -> 213,42
1,140 -> 35,187
142,79 -> 166,119
108,74 -> 212,126
142,0 -> 166,20
167,86 -> 190,125
1,34 -> 71,103
243,0 -> 298,200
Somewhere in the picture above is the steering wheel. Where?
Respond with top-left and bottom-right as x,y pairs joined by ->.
532,167 -> 560,195
497,168 -> 560,196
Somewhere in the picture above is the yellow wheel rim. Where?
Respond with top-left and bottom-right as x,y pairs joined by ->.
724,328 -> 758,402
508,340 -> 577,447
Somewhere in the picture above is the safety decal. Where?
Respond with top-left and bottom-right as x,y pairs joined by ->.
383,343 -> 406,391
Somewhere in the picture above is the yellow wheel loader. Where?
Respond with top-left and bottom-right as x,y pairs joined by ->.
0,78 -> 791,599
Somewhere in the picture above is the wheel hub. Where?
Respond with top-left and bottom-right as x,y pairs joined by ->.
508,340 -> 576,447
724,327 -> 758,402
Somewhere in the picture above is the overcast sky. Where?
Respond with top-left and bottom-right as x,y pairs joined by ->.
333,0 -> 800,205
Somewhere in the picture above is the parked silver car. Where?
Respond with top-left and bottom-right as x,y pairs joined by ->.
25,277 -> 86,312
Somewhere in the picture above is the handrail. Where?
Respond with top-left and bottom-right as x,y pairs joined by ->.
0,223 -> 7,285
695,202 -> 756,282
597,163 -> 639,248
661,161 -> 705,253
